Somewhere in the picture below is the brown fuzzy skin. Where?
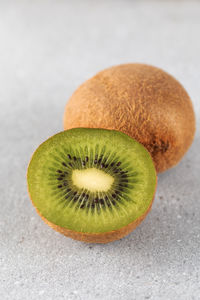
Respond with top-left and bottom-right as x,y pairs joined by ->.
35,198 -> 153,243
64,64 -> 195,173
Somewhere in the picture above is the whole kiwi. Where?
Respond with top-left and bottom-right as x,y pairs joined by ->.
63,64 -> 195,173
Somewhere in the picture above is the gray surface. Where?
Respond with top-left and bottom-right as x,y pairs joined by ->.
0,1 -> 200,299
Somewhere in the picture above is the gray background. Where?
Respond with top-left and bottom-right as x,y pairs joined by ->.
0,1 -> 200,299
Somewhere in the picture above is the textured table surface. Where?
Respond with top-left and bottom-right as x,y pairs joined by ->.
0,1 -> 200,299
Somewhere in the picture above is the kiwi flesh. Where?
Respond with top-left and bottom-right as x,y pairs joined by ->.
63,64 -> 196,173
27,128 -> 157,243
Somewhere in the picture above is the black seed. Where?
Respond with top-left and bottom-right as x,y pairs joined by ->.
105,164 -> 108,168
63,181 -> 67,186
86,194 -> 89,200
57,177 -> 63,181
111,200 -> 116,205
57,170 -> 62,173
85,156 -> 89,162
94,159 -> 98,164
66,188 -> 71,192
68,154 -> 72,159
111,162 -> 115,167
101,163 -> 105,168
73,156 -> 77,161
60,174 -> 65,178
82,193 -> 86,197
112,194 -> 116,198
115,190 -> 120,194
122,179 -> 129,183
107,202 -> 111,207
117,162 -> 121,166
69,163 -> 73,167
80,204 -> 85,209
100,199 -> 104,205
73,191 -> 77,196
57,185 -> 62,188
82,161 -> 86,166
119,184 -> 125,188
62,162 -> 67,167
65,195 -> 68,199
98,158 -> 102,164
64,171 -> 68,175
91,203 -> 95,208
121,174 -> 128,178
94,198 -> 99,203
105,196 -> 108,201
74,196 -> 79,201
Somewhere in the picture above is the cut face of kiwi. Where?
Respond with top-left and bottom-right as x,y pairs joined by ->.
27,128 -> 157,243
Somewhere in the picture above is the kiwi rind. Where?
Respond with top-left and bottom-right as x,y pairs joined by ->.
35,200 -> 154,243
63,63 -> 195,173
27,128 -> 157,243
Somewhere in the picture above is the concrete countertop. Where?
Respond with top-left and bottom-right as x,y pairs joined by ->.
0,1 -> 200,299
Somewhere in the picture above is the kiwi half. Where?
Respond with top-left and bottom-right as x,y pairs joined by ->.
27,128 -> 157,243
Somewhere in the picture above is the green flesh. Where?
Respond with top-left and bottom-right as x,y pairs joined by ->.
27,128 -> 156,233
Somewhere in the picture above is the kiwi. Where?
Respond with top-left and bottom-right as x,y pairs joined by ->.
63,64 -> 195,173
27,128 -> 156,243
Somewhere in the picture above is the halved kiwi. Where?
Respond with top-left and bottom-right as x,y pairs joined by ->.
27,128 -> 157,243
